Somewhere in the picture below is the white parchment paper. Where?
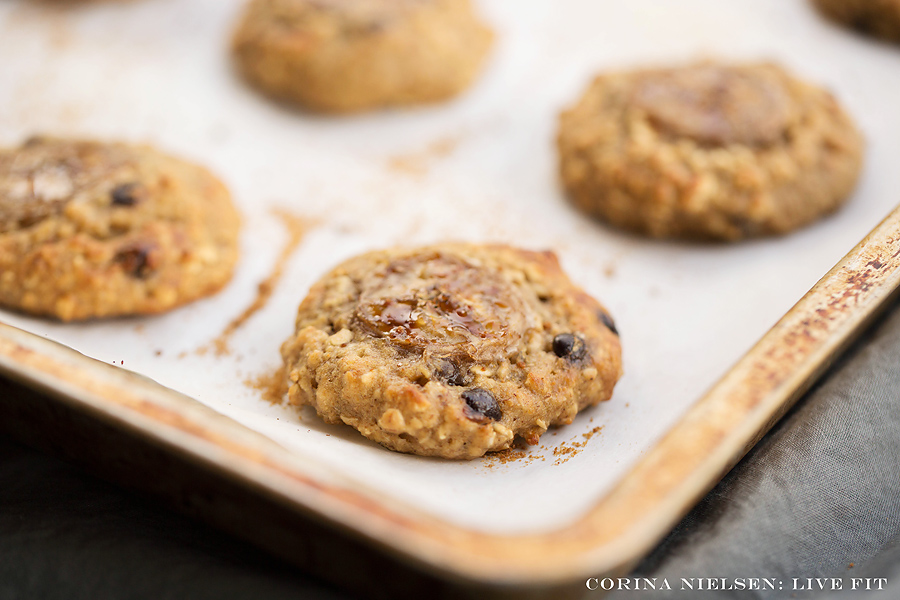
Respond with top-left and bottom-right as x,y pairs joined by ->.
1,0 -> 898,535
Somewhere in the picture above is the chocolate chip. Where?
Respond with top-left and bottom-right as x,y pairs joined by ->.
434,358 -> 469,386
552,333 -> 587,361
598,311 -> 619,336
111,183 -> 143,206
358,19 -> 388,35
115,244 -> 156,278
852,16 -> 878,34
22,135 -> 45,148
461,388 -> 501,422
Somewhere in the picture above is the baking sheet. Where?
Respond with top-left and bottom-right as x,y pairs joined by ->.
1,0 -> 898,536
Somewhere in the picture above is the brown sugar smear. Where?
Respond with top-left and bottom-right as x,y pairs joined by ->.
206,208 -> 309,356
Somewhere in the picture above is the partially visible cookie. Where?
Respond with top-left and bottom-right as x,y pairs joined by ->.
557,62 -> 864,241
231,0 -> 493,113
812,0 -> 900,42
0,137 -> 240,321
280,244 -> 622,459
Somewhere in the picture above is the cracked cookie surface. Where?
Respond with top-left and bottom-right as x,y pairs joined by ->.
0,137 -> 240,321
280,244 -> 622,459
557,62 -> 863,241
231,0 -> 493,113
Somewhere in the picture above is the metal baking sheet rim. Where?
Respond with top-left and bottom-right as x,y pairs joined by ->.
1,204 -> 898,590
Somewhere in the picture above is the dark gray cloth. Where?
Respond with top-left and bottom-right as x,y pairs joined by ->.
2,300 -> 900,599
0,435 -> 350,600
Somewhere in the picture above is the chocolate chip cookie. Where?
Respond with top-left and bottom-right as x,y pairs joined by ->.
557,62 -> 864,241
0,137 -> 240,321
231,0 -> 494,113
280,244 -> 622,459
812,0 -> 900,42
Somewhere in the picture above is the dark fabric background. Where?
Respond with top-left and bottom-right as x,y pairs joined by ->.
2,299 -> 899,600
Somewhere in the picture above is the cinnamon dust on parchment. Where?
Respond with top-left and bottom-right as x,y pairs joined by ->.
483,446 -> 546,469
204,208 -> 309,356
245,364 -> 289,405
552,426 -> 604,466
387,136 -> 459,176
483,425 -> 605,468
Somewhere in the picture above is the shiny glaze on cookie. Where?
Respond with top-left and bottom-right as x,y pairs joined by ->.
355,251 -> 534,362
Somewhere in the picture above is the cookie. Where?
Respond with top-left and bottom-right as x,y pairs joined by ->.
812,0 -> 900,42
231,0 -> 493,113
280,244 -> 622,459
557,62 -> 864,241
0,137 -> 240,321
